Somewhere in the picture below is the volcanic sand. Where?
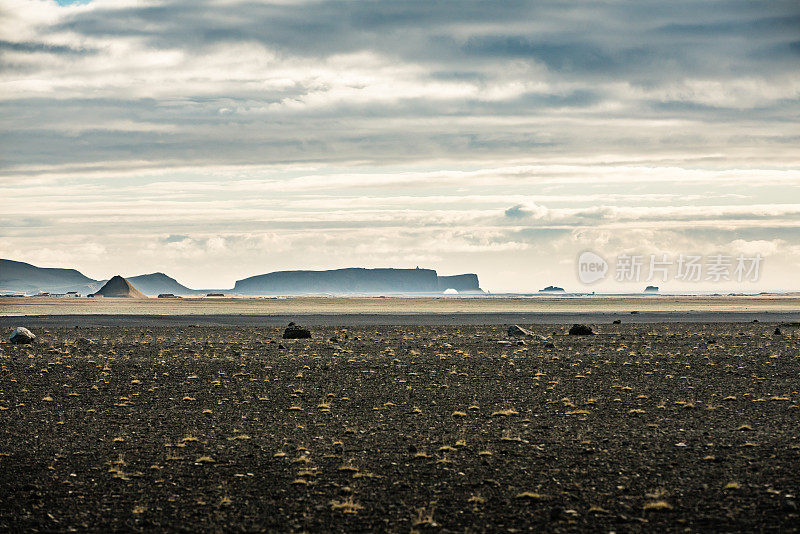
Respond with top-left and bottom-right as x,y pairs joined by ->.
1,321 -> 799,532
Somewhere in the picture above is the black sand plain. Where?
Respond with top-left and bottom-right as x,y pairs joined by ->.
1,318 -> 799,532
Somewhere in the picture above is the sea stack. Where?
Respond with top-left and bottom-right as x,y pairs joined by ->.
91,275 -> 148,298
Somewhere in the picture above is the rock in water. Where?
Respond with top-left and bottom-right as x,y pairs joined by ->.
569,324 -> 594,336
283,323 -> 311,339
508,324 -> 534,337
9,327 -> 36,344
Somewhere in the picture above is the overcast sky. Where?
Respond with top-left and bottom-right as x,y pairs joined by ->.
1,0 -> 799,292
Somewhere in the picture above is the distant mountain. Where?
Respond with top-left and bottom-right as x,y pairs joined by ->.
0,258 -> 483,296
539,285 -> 566,293
0,259 -> 102,295
91,275 -> 147,298
437,274 -> 481,292
128,273 -> 197,296
0,259 -> 201,296
234,267 -> 439,295
233,267 -> 482,295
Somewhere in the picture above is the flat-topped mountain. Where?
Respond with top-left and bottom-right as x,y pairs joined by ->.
437,274 -> 481,293
233,268 -> 482,295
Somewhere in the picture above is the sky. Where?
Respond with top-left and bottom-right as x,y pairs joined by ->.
1,0 -> 799,292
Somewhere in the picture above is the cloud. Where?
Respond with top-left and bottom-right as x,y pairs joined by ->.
0,38 -> 92,55
0,0 -> 797,172
0,0 -> 798,291
505,203 -> 548,219
162,234 -> 189,243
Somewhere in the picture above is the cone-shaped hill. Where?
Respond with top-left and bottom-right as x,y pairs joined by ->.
91,275 -> 148,298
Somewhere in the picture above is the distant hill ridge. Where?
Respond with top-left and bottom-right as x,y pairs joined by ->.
128,273 -> 196,296
0,259 -> 102,294
0,259 -> 482,295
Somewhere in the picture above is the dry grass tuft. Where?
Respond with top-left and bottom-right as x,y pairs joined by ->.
412,506 -> 437,527
491,408 -> 519,417
643,500 -> 673,511
515,491 -> 547,500
330,497 -> 363,514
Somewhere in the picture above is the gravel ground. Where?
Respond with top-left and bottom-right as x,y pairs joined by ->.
1,321 -> 799,532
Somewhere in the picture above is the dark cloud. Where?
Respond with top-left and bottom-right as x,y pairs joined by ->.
48,0 -> 800,76
0,39 -> 92,55
462,38 -> 621,73
0,217 -> 51,228
1,0 -> 798,172
656,14 -> 800,37
163,234 -> 189,243
505,205 -> 528,218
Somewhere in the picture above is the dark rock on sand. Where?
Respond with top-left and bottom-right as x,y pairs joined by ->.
9,327 -> 35,344
774,327 -> 782,335
612,319 -> 622,324
283,323 -> 311,339
569,324 -> 595,336
507,324 -> 535,337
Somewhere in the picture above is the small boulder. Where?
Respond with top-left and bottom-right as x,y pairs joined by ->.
612,319 -> 622,324
774,327 -> 782,336
9,327 -> 36,344
568,324 -> 594,336
508,324 -> 534,337
283,323 -> 311,339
